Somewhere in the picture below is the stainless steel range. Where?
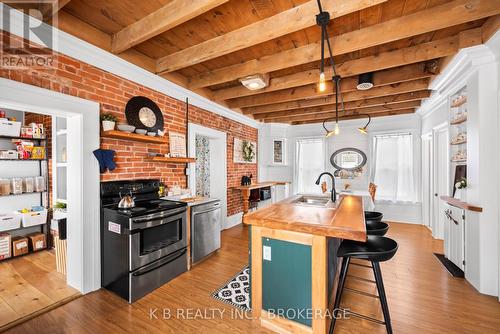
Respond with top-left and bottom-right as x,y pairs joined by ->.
100,180 -> 188,303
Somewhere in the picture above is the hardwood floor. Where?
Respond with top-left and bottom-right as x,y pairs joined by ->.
6,223 -> 500,334
0,250 -> 80,332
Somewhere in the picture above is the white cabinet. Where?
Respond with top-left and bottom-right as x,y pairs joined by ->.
444,204 -> 465,270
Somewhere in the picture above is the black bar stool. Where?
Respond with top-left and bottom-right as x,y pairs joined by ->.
366,221 -> 389,236
364,211 -> 383,222
330,236 -> 398,334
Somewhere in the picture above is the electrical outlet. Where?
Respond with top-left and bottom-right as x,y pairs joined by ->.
263,245 -> 271,261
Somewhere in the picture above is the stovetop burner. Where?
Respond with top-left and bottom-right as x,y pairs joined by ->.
107,199 -> 186,217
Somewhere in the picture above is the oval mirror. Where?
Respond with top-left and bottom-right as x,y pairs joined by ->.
330,148 -> 367,171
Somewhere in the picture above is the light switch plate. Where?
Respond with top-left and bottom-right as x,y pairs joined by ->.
263,245 -> 271,261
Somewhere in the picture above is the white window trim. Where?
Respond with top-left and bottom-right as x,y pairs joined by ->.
293,136 -> 326,195
369,129 -> 421,204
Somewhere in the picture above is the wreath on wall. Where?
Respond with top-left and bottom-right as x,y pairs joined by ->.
242,140 -> 256,162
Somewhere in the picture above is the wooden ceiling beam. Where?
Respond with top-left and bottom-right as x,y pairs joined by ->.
188,0 -> 500,88
247,90 -> 430,117
40,0 -> 71,20
56,11 -> 215,99
289,109 -> 416,125
238,79 -> 429,113
226,73 -> 430,108
210,29 -> 477,101
112,0 -> 229,54
156,0 -> 387,73
482,15 -> 500,43
262,101 -> 421,123
254,93 -> 429,119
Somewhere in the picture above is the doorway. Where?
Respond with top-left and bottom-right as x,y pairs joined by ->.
187,123 -> 227,228
421,133 -> 433,230
0,78 -> 100,298
432,123 -> 449,240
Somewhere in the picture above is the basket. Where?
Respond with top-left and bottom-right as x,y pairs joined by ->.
0,212 -> 21,232
0,120 -> 21,137
20,209 -> 48,228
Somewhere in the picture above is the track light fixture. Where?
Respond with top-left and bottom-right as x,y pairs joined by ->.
316,0 -> 344,138
357,114 -> 372,134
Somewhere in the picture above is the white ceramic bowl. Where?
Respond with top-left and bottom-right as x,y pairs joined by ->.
135,129 -> 147,135
147,132 -> 157,137
117,124 -> 135,132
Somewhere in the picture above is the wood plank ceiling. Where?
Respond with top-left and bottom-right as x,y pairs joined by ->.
13,0 -> 500,124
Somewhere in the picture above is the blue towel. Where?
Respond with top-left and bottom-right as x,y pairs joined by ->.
93,149 -> 116,173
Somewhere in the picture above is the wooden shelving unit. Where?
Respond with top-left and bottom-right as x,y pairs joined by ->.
450,117 -> 467,125
101,130 -> 168,144
440,196 -> 482,212
146,156 -> 195,163
450,140 -> 467,145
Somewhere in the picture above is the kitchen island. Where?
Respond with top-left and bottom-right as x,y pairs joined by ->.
244,195 -> 366,334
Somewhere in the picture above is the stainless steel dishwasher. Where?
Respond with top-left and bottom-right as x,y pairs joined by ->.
191,199 -> 221,264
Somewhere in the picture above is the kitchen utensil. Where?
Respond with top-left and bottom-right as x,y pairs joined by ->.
118,192 -> 136,209
117,124 -> 136,132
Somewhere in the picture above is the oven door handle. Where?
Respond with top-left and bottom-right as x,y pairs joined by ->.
130,207 -> 186,224
130,212 -> 185,230
132,249 -> 186,277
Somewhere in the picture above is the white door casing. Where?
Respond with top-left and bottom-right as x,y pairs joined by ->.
432,123 -> 449,240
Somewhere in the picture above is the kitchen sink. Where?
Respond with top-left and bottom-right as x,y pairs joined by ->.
291,195 -> 335,207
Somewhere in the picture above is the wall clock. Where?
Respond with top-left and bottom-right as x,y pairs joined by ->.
125,96 -> 164,132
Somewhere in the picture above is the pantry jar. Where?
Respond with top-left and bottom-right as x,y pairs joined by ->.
0,179 -> 11,196
23,177 -> 34,193
11,178 -> 23,195
34,176 -> 46,192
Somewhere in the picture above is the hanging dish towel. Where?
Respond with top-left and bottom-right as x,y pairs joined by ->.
93,149 -> 116,173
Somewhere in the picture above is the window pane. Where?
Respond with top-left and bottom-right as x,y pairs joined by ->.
296,139 -> 324,194
373,134 -> 415,202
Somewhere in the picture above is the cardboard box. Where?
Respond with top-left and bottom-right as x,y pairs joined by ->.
12,236 -> 29,257
0,233 -> 11,259
27,232 -> 46,252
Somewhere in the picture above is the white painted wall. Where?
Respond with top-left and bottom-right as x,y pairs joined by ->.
258,113 -> 422,224
417,31 -> 500,297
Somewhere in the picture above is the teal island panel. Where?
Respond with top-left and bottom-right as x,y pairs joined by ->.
262,237 -> 312,327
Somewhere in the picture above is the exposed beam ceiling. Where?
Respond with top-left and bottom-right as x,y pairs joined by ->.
210,29 -> 482,101
227,77 -> 430,108
482,14 -> 500,43
188,0 -> 500,88
40,0 -> 71,20
290,109 -> 416,125
262,100 -> 422,123
253,91 -> 430,119
156,0 -> 387,73
112,0 -> 229,54
239,79 -> 430,113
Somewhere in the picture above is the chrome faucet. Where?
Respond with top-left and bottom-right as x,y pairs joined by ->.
315,172 -> 336,203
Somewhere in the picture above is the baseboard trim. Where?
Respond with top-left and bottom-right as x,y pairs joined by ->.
224,212 -> 243,230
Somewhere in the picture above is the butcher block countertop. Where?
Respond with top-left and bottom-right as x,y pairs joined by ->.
244,195 -> 366,241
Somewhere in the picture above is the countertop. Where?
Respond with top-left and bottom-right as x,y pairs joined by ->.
161,196 -> 218,207
243,194 -> 366,241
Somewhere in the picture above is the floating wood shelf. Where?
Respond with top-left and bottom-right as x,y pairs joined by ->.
440,196 -> 482,212
101,130 -> 168,144
451,97 -> 467,108
147,156 -> 195,163
450,140 -> 467,145
451,159 -> 467,163
450,117 -> 467,125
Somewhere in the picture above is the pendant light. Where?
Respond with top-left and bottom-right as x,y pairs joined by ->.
316,0 -> 344,137
357,114 -> 372,134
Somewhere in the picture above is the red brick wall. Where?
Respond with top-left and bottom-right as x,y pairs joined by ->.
0,31 -> 257,217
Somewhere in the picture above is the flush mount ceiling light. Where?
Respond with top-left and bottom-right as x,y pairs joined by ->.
357,114 -> 372,134
357,72 -> 374,90
239,74 -> 269,90
316,0 -> 344,138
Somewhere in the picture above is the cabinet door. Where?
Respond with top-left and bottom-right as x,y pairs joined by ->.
447,206 -> 464,270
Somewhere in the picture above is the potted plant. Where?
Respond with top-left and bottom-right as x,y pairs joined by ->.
101,113 -> 117,131
454,177 -> 467,200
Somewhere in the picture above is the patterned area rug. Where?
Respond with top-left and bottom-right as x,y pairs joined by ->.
212,266 -> 250,311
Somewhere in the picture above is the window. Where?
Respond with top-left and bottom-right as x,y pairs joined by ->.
371,133 -> 415,202
295,138 -> 325,194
